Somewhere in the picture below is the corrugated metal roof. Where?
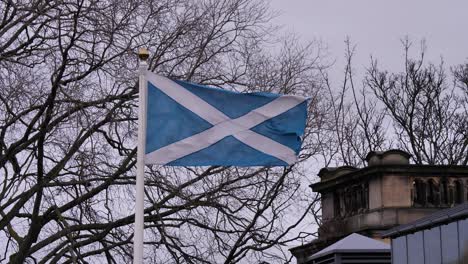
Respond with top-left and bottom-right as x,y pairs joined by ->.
382,202 -> 468,238
307,233 -> 390,261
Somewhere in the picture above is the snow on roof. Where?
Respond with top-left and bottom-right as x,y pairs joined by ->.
308,233 -> 390,261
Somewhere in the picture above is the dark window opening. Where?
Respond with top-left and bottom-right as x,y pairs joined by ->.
362,183 -> 369,210
448,187 -> 454,205
427,179 -> 440,206
344,189 -> 351,215
413,179 -> 427,206
441,179 -> 449,205
350,188 -> 356,213
334,192 -> 341,217
338,183 -> 369,216
466,180 -> 468,202
454,181 -> 463,204
354,185 -> 361,212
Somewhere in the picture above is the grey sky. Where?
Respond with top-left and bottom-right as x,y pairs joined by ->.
269,0 -> 468,249
271,0 -> 468,77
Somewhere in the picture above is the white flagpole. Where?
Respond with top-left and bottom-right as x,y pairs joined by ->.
134,48 -> 149,264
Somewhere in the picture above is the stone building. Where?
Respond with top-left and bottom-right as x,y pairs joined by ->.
290,149 -> 468,263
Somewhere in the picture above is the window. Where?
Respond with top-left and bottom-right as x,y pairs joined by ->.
441,179 -> 449,205
354,185 -> 361,212
362,183 -> 369,210
413,179 -> 426,206
449,186 -> 454,205
454,180 -> 463,204
358,184 -> 369,212
344,189 -> 351,215
427,179 -> 439,206
334,192 -> 341,217
338,183 -> 369,216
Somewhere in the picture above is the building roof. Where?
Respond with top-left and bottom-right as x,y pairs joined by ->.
382,202 -> 468,238
307,233 -> 390,261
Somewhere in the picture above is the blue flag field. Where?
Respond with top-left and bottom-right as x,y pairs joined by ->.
144,71 -> 308,166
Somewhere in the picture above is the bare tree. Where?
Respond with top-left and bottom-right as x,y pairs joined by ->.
366,39 -> 468,165
0,0 -> 325,263
320,38 -> 468,168
319,39 -> 387,167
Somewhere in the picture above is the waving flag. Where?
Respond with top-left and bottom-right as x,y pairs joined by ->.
143,71 -> 308,166
133,60 -> 307,263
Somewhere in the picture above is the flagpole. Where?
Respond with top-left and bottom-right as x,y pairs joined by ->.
134,48 -> 149,264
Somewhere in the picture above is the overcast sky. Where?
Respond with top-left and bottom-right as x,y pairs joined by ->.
268,0 -> 468,245
270,0 -> 468,79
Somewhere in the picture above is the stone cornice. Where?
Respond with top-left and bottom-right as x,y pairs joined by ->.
311,165 -> 468,192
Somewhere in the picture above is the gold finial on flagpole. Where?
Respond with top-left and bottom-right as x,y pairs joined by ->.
138,47 -> 149,61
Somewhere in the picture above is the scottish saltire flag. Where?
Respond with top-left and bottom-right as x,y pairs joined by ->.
144,71 -> 308,166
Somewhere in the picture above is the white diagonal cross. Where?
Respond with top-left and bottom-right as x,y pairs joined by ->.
145,73 -> 306,165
